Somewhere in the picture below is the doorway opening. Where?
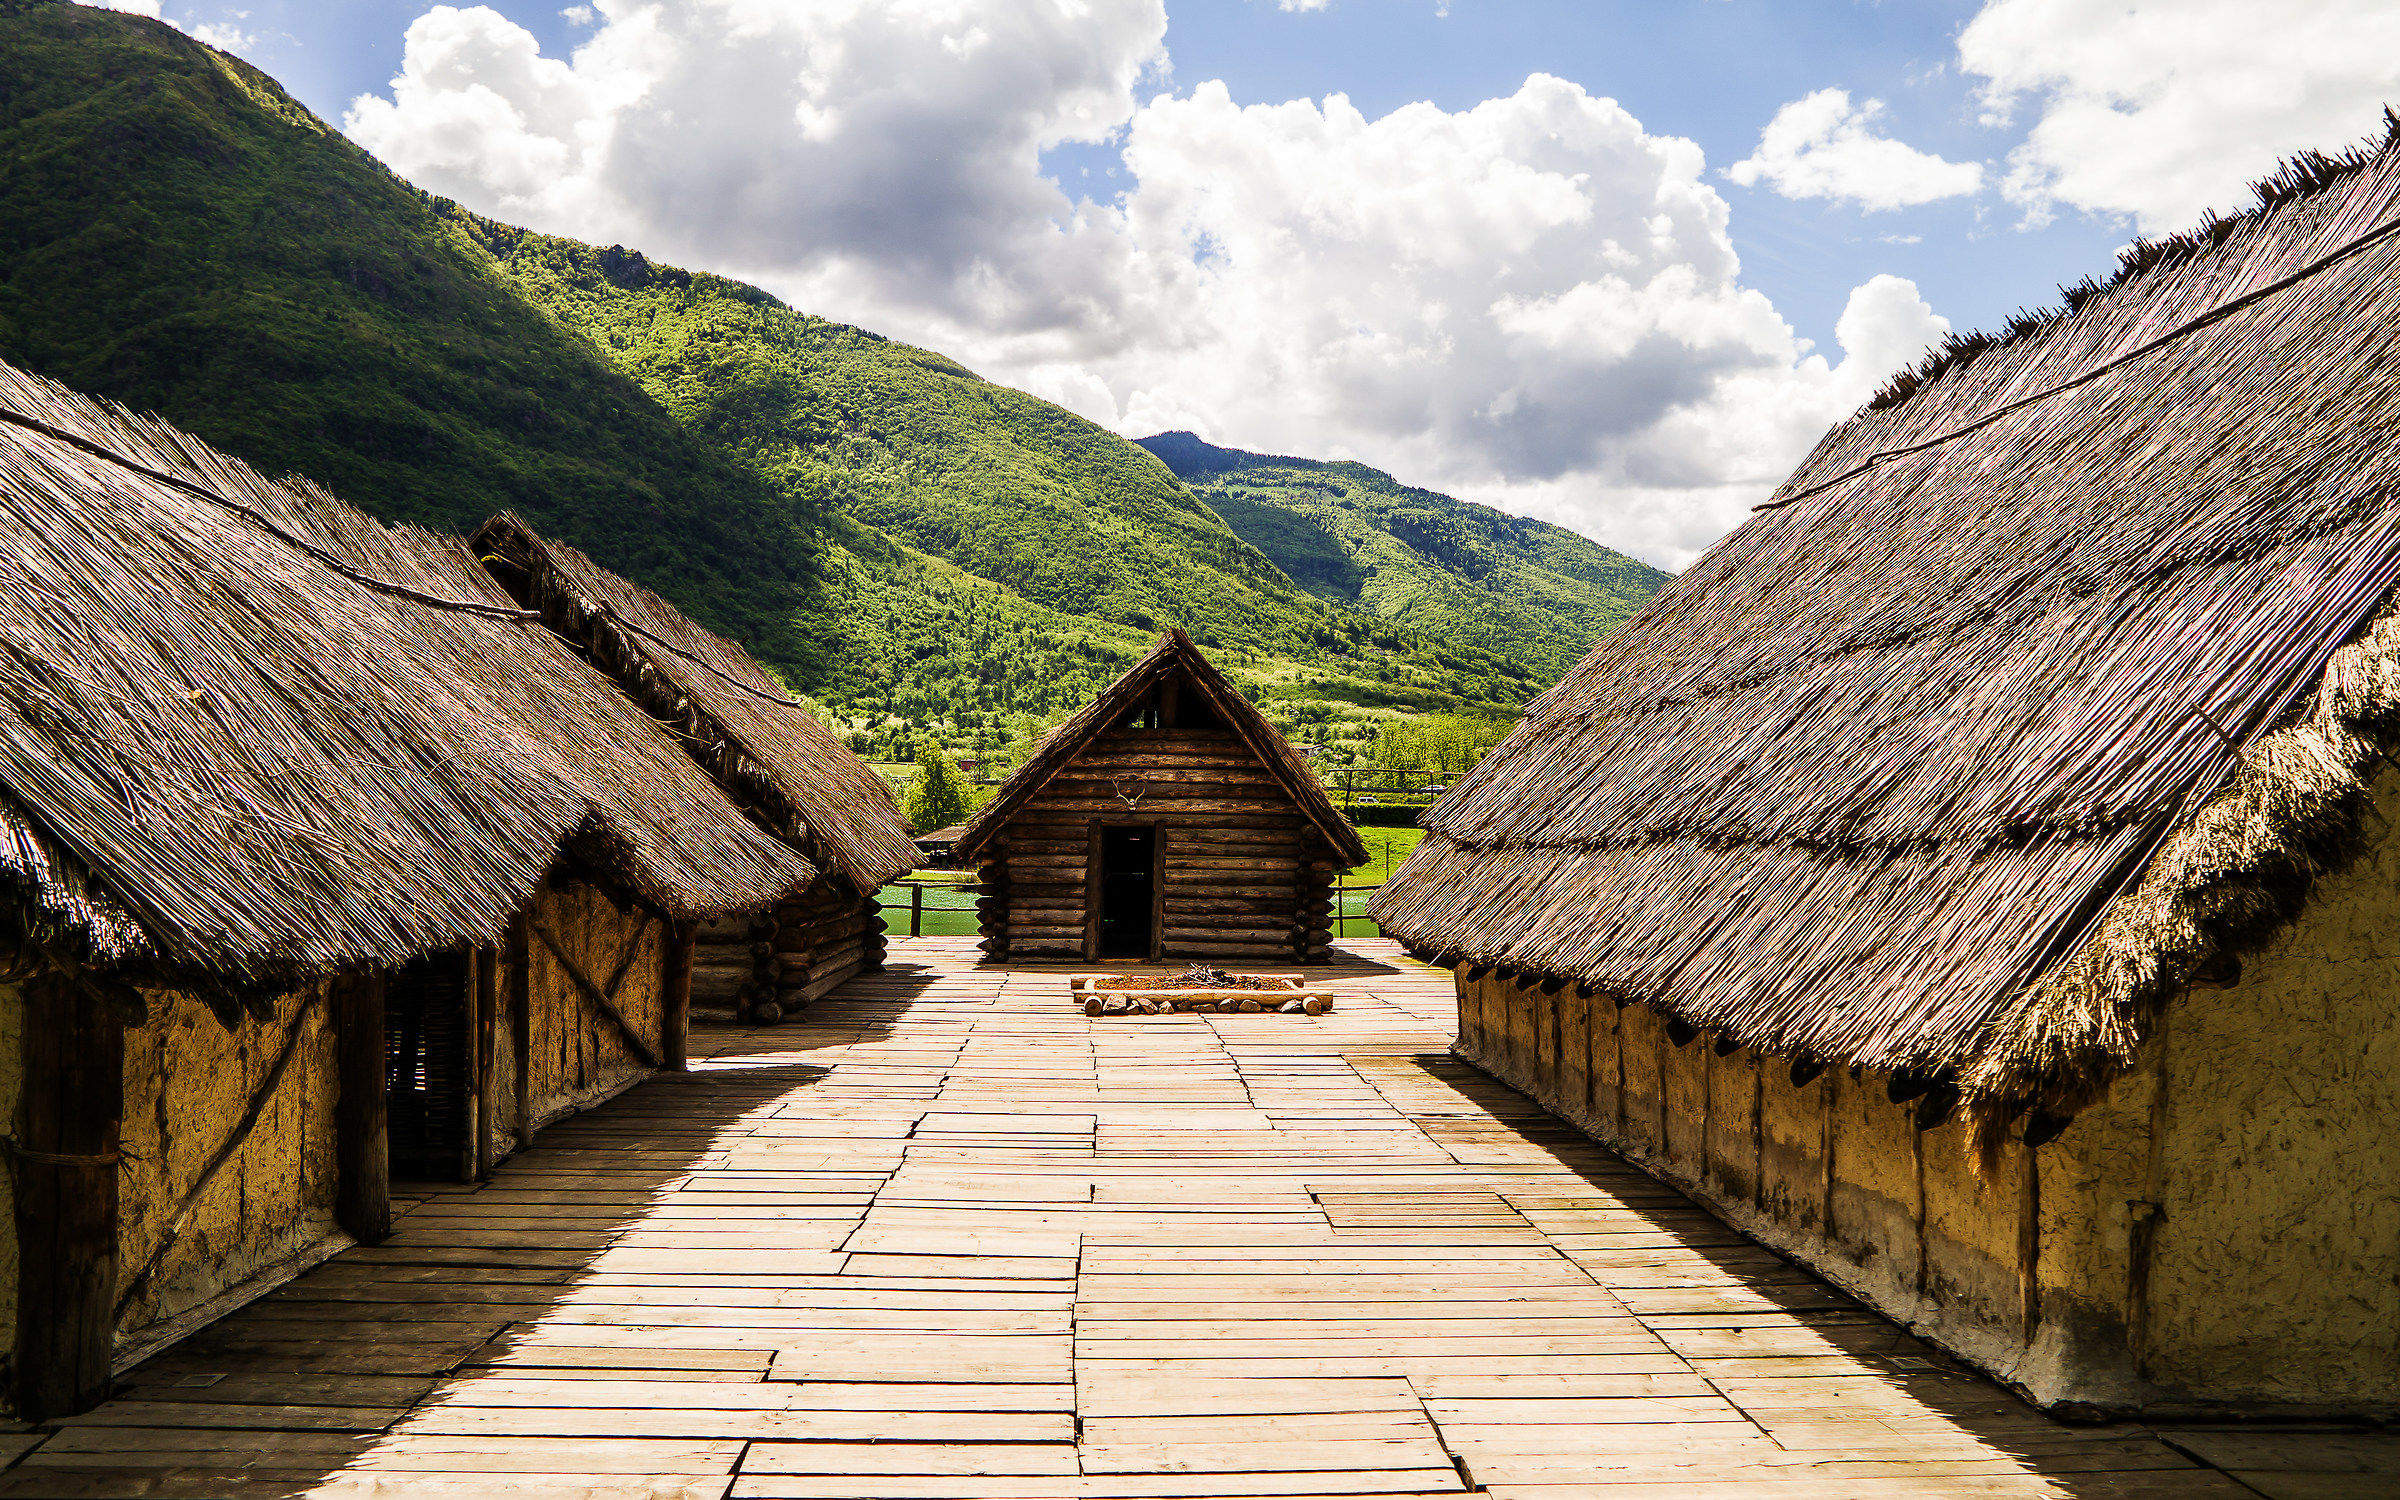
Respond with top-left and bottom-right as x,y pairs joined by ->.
386,950 -> 472,1181
1096,826 -> 1158,959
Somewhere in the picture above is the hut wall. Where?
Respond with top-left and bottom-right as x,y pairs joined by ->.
115,979 -> 339,1340
2129,767 -> 2400,1408
1453,834 -> 2400,1418
517,882 -> 666,1135
1456,971 -> 2097,1407
771,873 -> 882,1016
979,729 -> 1337,964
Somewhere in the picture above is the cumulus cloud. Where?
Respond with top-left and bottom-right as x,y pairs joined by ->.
1960,0 -> 2400,230
347,1 -> 1944,567
1726,88 -> 1984,211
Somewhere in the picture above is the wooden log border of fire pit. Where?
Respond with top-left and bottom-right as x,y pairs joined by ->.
1067,974 -> 1334,1016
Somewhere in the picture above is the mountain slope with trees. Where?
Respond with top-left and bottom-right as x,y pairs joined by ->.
1139,432 -> 1671,679
0,0 -> 1580,765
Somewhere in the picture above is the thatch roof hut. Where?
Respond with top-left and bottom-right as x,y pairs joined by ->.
957,631 -> 1367,964
0,356 -> 824,1415
471,515 -> 917,898
0,363 -> 816,995
1372,119 -> 2400,1415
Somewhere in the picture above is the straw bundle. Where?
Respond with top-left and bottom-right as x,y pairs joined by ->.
472,516 -> 918,895
0,358 -> 817,998
1372,118 -> 2400,1113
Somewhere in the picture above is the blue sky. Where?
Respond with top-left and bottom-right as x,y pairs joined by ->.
114,0 -> 2400,564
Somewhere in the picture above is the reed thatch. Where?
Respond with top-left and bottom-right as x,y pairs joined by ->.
955,630 -> 1369,866
472,516 -> 918,895
0,357 -> 819,996
1372,117 -> 2400,1115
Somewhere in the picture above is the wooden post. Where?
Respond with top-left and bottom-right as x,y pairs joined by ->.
507,913 -> 532,1148
663,920 -> 696,1073
911,883 -> 923,939
472,945 -> 499,1180
332,968 -> 392,1247
13,972 -> 124,1419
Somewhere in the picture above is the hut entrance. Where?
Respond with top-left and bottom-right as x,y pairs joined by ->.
1095,825 -> 1160,959
385,950 -> 472,1181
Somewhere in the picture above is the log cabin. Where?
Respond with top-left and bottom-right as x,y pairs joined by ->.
0,359 -> 827,1416
472,517 -> 919,1023
956,631 -> 1367,965
1372,124 -> 2400,1418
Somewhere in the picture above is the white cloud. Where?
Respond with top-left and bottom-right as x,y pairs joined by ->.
1726,88 -> 1984,211
1960,0 -> 2400,230
346,1 -> 1945,568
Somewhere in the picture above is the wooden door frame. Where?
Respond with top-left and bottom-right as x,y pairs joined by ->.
1083,819 -> 1164,963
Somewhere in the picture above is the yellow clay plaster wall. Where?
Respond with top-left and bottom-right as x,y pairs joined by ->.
116,979 -> 338,1337
1453,766 -> 2400,1415
522,882 -> 663,1134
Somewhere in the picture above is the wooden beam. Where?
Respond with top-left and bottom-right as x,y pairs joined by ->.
14,971 -> 122,1420
531,919 -> 662,1071
663,920 -> 696,1073
472,945 -> 498,1181
332,968 -> 391,1247
506,914 -> 532,1150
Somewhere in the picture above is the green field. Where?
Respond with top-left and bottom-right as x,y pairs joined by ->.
874,827 -> 1424,942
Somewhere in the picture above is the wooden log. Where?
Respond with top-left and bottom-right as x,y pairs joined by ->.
663,920 -> 695,1073
789,956 -> 866,1005
507,914 -> 532,1149
14,972 -> 121,1420
331,968 -> 391,1248
472,945 -> 498,1181
780,941 -> 867,988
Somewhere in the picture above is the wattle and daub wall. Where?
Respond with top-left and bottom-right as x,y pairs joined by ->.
1454,774 -> 2400,1414
0,879 -> 675,1378
974,727 -> 1341,964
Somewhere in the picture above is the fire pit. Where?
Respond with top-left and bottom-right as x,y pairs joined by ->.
1070,963 -> 1334,1016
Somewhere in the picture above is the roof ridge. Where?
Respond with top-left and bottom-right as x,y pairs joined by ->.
1864,108 -> 2400,418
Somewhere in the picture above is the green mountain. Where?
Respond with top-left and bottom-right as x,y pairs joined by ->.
1138,433 -> 1672,680
0,0 -> 1550,764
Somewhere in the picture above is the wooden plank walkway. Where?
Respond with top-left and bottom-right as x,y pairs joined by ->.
8,939 -> 2391,1498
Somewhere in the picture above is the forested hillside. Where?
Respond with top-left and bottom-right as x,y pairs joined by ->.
0,0 -> 1580,765
1140,433 -> 1671,680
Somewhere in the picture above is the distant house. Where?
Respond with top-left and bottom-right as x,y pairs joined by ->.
1374,127 -> 2400,1416
0,358 -> 858,1416
472,518 -> 918,1022
956,632 -> 1367,964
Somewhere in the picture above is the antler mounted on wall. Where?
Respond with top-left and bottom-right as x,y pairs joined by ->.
1111,774 -> 1148,811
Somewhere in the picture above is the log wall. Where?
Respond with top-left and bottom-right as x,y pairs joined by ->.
976,729 -> 1339,965
691,874 -> 882,1026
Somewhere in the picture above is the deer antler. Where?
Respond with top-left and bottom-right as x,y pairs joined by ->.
1111,774 -> 1148,811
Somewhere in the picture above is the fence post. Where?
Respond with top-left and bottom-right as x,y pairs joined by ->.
911,883 -> 924,938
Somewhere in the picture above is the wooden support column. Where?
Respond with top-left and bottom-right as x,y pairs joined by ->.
13,972 -> 125,1420
507,913 -> 532,1148
663,920 -> 696,1072
472,945 -> 499,1180
332,969 -> 391,1247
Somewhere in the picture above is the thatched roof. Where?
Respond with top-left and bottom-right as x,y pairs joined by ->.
0,358 -> 819,998
472,517 -> 917,896
955,631 -> 1369,865
1372,119 -> 2400,1112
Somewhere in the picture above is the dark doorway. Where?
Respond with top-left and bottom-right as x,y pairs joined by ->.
1097,826 -> 1157,959
386,950 -> 471,1180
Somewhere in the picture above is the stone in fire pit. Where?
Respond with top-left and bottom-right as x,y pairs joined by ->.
1071,963 -> 1333,1016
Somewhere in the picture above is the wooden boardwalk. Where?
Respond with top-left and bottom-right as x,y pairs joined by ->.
9,940 -> 2389,1498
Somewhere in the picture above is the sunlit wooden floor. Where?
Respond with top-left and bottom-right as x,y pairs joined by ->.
8,939 -> 2390,1498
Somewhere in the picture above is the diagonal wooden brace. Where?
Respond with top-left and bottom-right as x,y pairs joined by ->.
531,919 -> 662,1071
